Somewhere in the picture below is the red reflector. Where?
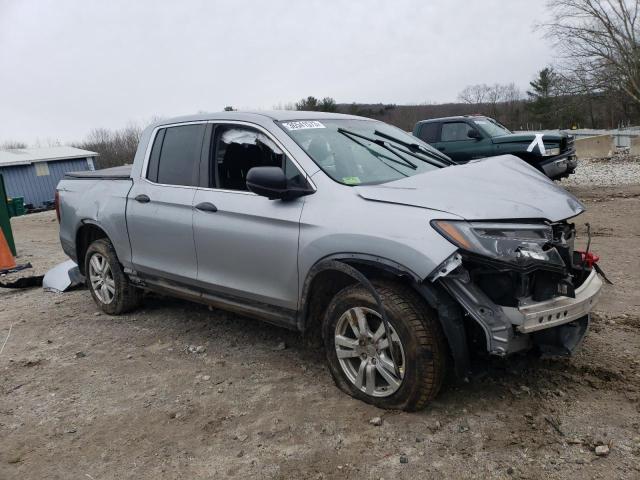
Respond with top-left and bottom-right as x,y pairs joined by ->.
577,250 -> 599,268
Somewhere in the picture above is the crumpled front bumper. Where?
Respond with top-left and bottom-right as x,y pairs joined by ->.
540,152 -> 578,179
506,269 -> 602,333
440,269 -> 603,356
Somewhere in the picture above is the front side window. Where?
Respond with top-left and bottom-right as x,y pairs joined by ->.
440,122 -> 474,142
147,124 -> 205,186
278,119 -> 447,186
212,125 -> 305,191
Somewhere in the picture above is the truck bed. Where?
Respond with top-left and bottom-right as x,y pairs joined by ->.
64,165 -> 132,180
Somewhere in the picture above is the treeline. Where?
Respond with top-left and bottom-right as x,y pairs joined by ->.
5,85 -> 636,171
0,141 -> 28,150
75,125 -> 142,169
290,88 -> 637,133
334,89 -> 637,132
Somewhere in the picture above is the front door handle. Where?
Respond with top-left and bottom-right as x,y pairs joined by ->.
135,194 -> 150,203
437,146 -> 445,151
195,202 -> 218,213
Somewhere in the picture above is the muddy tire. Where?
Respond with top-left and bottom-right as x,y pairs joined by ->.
85,238 -> 142,315
322,280 -> 447,411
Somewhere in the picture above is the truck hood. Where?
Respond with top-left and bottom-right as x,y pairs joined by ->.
354,155 -> 585,222
491,132 -> 564,145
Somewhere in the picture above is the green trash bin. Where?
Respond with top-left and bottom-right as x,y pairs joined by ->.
6,198 -> 16,218
12,197 -> 25,217
6,197 -> 25,218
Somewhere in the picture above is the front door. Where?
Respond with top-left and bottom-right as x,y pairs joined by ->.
192,123 -> 307,312
127,123 -> 205,284
434,121 -> 488,163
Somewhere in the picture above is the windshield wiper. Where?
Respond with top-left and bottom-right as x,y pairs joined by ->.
336,131 -> 410,177
337,128 -> 417,170
373,130 -> 455,166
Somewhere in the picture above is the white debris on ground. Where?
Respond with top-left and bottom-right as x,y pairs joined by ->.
561,152 -> 640,187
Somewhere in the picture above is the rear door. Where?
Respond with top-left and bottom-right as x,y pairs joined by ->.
192,122 -> 308,313
127,123 -> 205,284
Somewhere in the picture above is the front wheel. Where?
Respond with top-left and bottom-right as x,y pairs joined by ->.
322,281 -> 447,411
85,238 -> 142,315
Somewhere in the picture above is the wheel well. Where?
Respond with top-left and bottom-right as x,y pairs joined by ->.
301,261 -> 414,341
301,260 -> 472,378
76,224 -> 108,275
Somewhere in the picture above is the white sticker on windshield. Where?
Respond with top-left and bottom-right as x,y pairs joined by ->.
281,120 -> 326,130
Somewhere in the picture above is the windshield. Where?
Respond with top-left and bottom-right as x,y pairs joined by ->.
278,119 -> 447,186
473,118 -> 511,137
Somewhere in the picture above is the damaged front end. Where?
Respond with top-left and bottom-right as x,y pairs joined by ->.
430,219 -> 603,357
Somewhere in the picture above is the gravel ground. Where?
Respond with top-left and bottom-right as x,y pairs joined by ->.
1,184 -> 639,479
561,154 -> 640,187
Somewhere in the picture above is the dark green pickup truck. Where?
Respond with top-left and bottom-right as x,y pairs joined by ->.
413,115 -> 577,180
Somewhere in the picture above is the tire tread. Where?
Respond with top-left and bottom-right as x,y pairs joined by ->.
322,279 -> 447,411
85,238 -> 142,315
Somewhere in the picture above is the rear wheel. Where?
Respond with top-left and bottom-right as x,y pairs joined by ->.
85,238 -> 142,315
322,281 -> 447,411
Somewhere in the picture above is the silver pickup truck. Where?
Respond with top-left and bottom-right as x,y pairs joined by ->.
56,111 -> 603,411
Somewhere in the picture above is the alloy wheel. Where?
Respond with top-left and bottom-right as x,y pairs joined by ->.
334,306 -> 405,397
88,253 -> 115,304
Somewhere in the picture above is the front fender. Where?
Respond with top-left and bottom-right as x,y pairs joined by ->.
298,231 -> 458,300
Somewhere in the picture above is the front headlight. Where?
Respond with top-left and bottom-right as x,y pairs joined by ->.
431,220 -> 565,267
543,147 -> 560,156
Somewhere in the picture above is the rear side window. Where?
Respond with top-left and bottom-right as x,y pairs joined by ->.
418,122 -> 440,143
147,124 -> 205,186
440,122 -> 474,142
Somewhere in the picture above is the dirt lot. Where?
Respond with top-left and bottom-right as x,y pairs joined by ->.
1,184 -> 639,479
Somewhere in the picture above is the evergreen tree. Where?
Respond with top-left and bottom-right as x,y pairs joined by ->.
527,67 -> 558,127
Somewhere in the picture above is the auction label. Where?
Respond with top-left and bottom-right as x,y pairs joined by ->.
281,121 -> 326,130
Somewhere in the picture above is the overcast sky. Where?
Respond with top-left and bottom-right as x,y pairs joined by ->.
0,0 -> 554,144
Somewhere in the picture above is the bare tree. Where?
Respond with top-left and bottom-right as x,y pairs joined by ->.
457,83 -> 523,123
457,84 -> 491,104
486,84 -> 508,117
272,101 -> 296,110
0,141 -> 27,150
543,0 -> 640,107
32,138 -> 62,147
76,123 -> 142,169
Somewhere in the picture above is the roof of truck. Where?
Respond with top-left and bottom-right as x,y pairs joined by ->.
416,115 -> 488,124
149,110 -> 367,129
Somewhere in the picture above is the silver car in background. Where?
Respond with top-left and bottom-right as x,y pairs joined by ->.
56,111 -> 603,411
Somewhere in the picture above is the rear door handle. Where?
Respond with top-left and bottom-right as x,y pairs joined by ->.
195,202 -> 218,213
135,194 -> 150,203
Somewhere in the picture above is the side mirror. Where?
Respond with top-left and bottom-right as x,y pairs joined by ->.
246,166 -> 313,200
467,129 -> 482,140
